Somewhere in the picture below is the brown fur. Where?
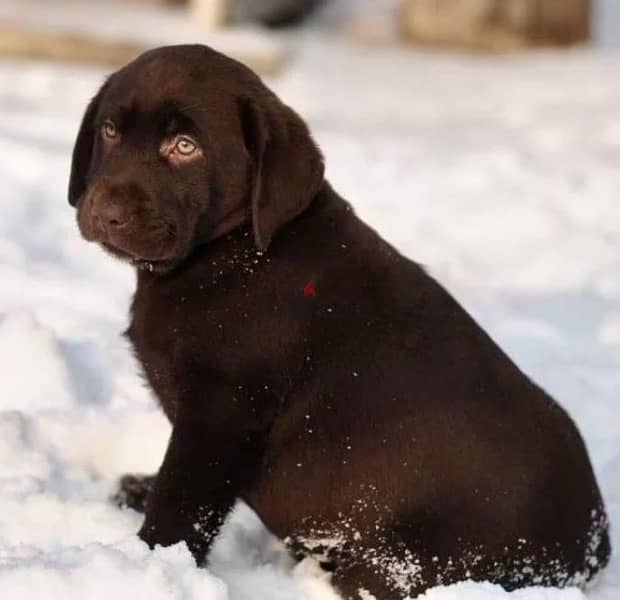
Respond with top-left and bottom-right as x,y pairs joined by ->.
69,45 -> 610,599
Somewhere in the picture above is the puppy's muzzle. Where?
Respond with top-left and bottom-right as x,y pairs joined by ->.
82,178 -> 146,245
90,190 -> 135,240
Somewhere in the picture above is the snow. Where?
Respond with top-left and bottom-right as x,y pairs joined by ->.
0,23 -> 619,600
0,540 -> 228,600
0,311 -> 77,410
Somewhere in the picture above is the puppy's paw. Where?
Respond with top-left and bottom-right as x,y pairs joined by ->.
111,473 -> 155,512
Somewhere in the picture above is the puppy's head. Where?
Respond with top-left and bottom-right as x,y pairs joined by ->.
69,44 -> 324,272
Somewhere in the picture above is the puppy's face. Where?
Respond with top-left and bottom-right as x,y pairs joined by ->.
77,88 -> 214,272
69,45 -> 324,272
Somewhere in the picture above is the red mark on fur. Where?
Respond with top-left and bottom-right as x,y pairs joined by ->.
303,282 -> 316,297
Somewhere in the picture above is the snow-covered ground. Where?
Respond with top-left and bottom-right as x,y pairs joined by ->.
0,27 -> 619,600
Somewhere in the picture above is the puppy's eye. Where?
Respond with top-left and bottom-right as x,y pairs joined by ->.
101,120 -> 118,140
174,136 -> 198,156
160,135 -> 202,163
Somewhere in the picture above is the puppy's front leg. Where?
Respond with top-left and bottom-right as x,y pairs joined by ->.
138,403 -> 253,564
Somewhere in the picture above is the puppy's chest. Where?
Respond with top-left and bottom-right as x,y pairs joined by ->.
127,267 -> 306,420
126,309 -> 181,421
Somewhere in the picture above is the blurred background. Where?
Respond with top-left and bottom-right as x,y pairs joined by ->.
1,0 -> 619,62
1,1 -> 619,66
0,2 -> 619,599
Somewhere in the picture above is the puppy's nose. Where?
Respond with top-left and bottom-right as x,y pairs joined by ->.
91,196 -> 132,233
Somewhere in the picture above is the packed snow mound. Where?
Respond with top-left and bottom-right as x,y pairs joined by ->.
0,311 -> 78,410
417,582 -> 587,600
0,540 -> 227,600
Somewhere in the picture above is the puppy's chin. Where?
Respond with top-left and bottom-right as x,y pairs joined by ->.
100,241 -> 186,274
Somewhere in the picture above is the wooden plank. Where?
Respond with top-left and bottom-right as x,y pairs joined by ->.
0,0 -> 286,74
0,24 -> 145,66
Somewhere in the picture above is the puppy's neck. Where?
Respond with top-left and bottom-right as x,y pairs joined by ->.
137,221 -> 258,285
193,205 -> 251,248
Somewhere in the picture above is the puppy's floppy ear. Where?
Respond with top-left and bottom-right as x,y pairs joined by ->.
239,93 -> 325,251
68,83 -> 108,206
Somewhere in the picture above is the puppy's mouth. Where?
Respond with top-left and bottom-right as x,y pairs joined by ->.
83,212 -> 180,271
101,242 -> 176,272
94,221 -> 181,272
77,194 -> 187,272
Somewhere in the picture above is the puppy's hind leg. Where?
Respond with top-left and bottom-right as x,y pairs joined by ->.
111,473 -> 156,512
331,562 -> 397,600
287,529 -> 419,600
330,532 -> 429,600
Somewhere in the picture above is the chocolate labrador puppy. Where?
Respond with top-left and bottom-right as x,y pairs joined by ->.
69,45 -> 610,599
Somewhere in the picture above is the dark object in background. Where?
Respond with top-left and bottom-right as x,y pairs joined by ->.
229,0 -> 324,27
112,474 -> 155,513
68,45 -> 610,599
